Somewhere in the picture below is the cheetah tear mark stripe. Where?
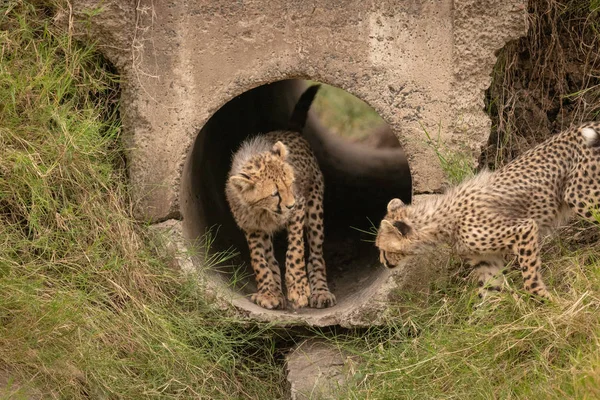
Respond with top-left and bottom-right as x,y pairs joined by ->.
582,127 -> 599,147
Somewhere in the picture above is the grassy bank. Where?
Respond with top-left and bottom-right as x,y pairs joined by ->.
311,83 -> 385,141
329,230 -> 600,398
0,2 -> 283,398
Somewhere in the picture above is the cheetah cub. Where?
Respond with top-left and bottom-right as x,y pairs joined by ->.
376,122 -> 600,300
225,85 -> 336,310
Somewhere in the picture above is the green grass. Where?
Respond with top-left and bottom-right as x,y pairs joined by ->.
327,232 -> 600,399
421,122 -> 475,185
0,2 -> 283,398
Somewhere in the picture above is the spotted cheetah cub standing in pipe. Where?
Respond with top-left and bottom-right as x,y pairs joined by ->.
376,122 -> 600,300
225,85 -> 336,310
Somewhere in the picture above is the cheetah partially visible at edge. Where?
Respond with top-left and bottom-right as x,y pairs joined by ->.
376,122 -> 600,300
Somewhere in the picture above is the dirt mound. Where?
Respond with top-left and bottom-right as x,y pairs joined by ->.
483,0 -> 600,168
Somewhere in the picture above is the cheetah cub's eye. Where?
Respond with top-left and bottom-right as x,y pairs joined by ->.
271,190 -> 279,197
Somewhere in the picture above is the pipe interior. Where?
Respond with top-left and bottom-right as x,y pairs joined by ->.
181,79 -> 412,314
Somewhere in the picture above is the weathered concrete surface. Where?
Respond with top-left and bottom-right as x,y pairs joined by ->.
450,1 -> 528,157
285,339 -> 357,399
70,0 -> 527,221
149,219 -> 195,273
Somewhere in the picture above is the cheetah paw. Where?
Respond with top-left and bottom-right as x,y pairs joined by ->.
250,291 -> 286,310
287,281 -> 310,310
309,289 -> 337,309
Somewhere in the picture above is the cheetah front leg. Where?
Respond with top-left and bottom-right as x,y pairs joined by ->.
246,231 -> 285,309
510,219 -> 551,300
264,234 -> 286,309
464,216 -> 550,300
305,188 -> 336,308
564,179 -> 600,224
285,201 -> 310,309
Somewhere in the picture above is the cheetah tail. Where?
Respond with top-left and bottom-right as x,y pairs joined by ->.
581,127 -> 600,147
287,84 -> 321,133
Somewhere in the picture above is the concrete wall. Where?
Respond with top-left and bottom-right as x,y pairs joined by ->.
71,0 -> 527,221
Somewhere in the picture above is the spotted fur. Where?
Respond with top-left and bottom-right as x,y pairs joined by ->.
225,85 -> 336,310
376,122 -> 600,300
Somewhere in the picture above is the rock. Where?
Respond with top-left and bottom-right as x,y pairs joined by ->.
285,339 -> 357,399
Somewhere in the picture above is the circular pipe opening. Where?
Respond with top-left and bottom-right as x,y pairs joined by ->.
181,79 -> 411,322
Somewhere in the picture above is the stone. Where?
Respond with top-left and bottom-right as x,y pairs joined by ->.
285,339 -> 357,399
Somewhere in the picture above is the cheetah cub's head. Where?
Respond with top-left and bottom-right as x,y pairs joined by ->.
376,198 -> 430,268
227,141 -> 296,216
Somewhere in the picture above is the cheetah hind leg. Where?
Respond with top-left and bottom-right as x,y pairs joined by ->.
285,202 -> 310,309
305,189 -> 336,309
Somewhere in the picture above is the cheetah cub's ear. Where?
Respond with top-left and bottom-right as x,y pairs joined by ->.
271,141 -> 288,160
387,198 -> 406,213
392,220 -> 412,236
229,173 -> 254,192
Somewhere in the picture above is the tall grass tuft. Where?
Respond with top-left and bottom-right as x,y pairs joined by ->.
421,123 -> 475,185
0,2 -> 283,398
